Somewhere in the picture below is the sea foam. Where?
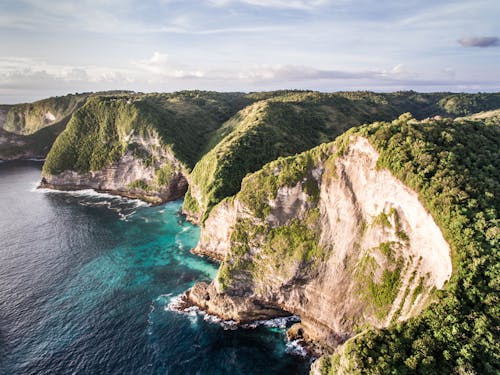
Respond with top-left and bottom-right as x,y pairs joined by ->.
166,292 -> 301,332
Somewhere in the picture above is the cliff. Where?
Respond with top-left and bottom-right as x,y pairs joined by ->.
189,134 -> 452,342
0,92 -> 131,160
40,132 -> 188,204
0,94 -> 90,160
188,112 -> 499,373
0,93 -> 89,135
183,91 -> 500,223
0,120 -> 70,161
41,92 -> 251,203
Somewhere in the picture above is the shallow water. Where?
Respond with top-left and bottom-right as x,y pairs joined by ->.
0,161 -> 310,374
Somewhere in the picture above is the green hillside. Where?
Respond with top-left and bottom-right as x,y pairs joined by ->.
0,118 -> 70,160
42,91 -> 251,176
204,110 -> 498,374
2,93 -> 90,135
316,112 -> 499,374
184,91 -> 500,222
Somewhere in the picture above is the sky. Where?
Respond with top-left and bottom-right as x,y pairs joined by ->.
0,0 -> 499,103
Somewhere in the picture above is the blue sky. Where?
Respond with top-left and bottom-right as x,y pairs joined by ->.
0,0 -> 499,103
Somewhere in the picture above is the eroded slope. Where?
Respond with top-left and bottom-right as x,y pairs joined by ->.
41,92 -> 250,203
188,112 -> 499,374
183,91 -> 500,223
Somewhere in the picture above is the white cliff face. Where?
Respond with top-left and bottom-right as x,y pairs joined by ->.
0,108 -> 8,129
292,137 -> 452,339
189,136 -> 452,347
193,199 -> 240,260
41,134 -> 188,204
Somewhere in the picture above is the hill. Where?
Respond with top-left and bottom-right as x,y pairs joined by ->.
185,111 -> 499,374
183,91 -> 500,222
41,91 -> 251,203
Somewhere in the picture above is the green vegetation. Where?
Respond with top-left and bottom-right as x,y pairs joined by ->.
2,93 -> 90,135
128,179 -> 150,191
185,99 -> 338,220
218,205 -> 328,292
155,163 -> 174,186
372,211 -> 392,228
320,112 -> 499,374
185,91 -> 500,221
42,92 -> 252,176
183,189 -> 200,214
354,243 -> 404,319
411,276 -> 425,304
0,118 -> 70,160
238,144 -> 329,219
438,93 -> 500,115
43,97 -> 132,174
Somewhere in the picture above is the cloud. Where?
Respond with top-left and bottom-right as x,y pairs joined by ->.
238,64 -> 377,81
1,53 -> 499,104
209,0 -> 330,10
132,52 -> 204,79
458,36 -> 499,48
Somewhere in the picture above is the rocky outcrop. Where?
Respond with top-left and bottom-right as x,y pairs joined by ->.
187,136 -> 452,351
41,134 -> 188,204
192,198 -> 249,260
0,106 -> 9,129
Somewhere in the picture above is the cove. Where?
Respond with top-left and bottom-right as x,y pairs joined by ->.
0,161 -> 310,374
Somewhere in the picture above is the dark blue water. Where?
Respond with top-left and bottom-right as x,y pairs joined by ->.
0,161 -> 310,375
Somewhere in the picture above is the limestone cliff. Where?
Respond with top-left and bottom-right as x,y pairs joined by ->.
188,134 -> 452,349
188,112 -> 499,373
41,133 -> 188,204
40,92 -> 250,203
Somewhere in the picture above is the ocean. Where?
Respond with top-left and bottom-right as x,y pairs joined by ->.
0,161 -> 310,375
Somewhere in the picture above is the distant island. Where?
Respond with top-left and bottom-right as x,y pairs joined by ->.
1,90 -> 498,374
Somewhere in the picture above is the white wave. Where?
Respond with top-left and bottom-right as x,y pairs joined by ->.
241,315 -> 300,329
165,293 -> 186,311
285,339 -> 308,357
202,313 -> 238,330
26,158 -> 45,162
35,187 -> 150,207
166,292 -> 301,332
157,293 -> 173,300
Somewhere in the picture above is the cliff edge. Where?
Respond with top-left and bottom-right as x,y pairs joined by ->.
188,112 -> 499,374
189,134 -> 452,347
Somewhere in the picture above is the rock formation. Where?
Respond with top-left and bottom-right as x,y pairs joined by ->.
188,135 -> 452,351
41,134 -> 188,204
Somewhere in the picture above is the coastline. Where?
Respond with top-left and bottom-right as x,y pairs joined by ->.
37,178 -> 182,205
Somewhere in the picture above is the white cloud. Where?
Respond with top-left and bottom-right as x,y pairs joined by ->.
132,52 -> 205,79
0,52 -> 498,104
0,57 -> 134,85
209,0 -> 330,10
237,64 -> 377,81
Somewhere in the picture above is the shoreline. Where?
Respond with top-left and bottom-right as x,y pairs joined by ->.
38,179 -> 169,205
169,288 -> 322,358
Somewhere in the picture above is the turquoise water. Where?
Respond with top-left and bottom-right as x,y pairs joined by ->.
0,161 -> 310,374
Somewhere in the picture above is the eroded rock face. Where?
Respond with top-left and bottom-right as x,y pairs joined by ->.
188,137 -> 452,349
192,199 -> 254,260
0,107 -> 9,129
40,135 -> 188,204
